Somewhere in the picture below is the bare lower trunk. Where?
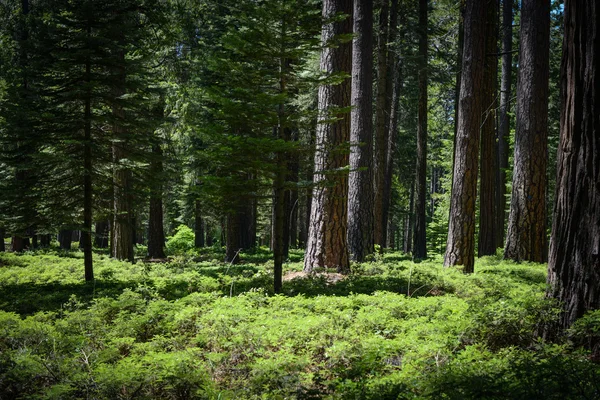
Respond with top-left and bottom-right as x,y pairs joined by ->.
504,0 -> 549,263
547,0 -> 600,357
444,0 -> 486,273
304,0 -> 352,273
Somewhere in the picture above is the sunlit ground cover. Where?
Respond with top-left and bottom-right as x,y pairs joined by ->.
0,245 -> 599,399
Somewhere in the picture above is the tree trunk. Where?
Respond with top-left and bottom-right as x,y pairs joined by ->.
496,0 -> 513,248
547,0 -> 600,356
288,130 -> 300,250
477,0 -> 499,256
95,221 -> 109,248
206,222 -> 214,247
304,0 -> 352,273
403,180 -> 415,254
82,30 -> 93,281
39,234 -> 51,247
413,0 -> 428,260
347,0 -> 374,262
504,0 -> 549,263
59,229 -> 73,250
194,199 -> 204,248
373,0 -> 390,249
148,144 -> 166,259
226,210 -> 241,263
444,0 -> 486,273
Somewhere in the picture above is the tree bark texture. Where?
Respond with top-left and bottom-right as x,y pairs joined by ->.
403,180 -> 415,254
347,0 -> 374,262
373,0 -> 390,248
59,229 -> 73,250
413,0 -> 428,260
496,0 -> 513,248
547,0 -> 600,346
477,0 -> 499,257
504,0 -> 550,263
304,0 -> 352,273
444,0 -> 486,273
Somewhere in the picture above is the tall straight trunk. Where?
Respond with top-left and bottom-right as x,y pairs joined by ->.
413,0 -> 428,260
373,0 -> 390,248
206,222 -> 214,247
477,0 -> 499,256
194,199 -> 204,248
444,0 -> 486,273
148,144 -> 166,259
347,0 -> 374,262
547,0 -> 600,355
452,0 -> 465,179
504,0 -> 549,262
82,23 -> 93,281
273,52 -> 291,293
496,0 -> 513,248
111,51 -> 133,262
380,0 -> 399,249
288,129 -> 300,250
95,221 -> 109,248
304,0 -> 352,273
403,180 -> 415,254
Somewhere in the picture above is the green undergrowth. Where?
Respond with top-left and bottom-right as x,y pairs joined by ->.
0,250 -> 598,399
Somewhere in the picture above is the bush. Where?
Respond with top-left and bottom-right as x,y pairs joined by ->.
166,226 -> 196,255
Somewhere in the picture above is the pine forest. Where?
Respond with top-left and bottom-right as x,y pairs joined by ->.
0,0 -> 599,398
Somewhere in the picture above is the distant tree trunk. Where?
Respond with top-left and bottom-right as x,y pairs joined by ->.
206,222 -> 214,247
240,197 -> 256,250
373,0 -> 390,249
39,234 -> 51,247
288,130 -> 300,250
496,0 -> 513,248
95,221 -> 109,248
451,0 -> 464,182
194,199 -> 204,248
444,0 -> 486,273
413,0 -> 428,260
547,0 -> 600,356
304,0 -> 352,273
148,144 -> 166,259
347,0 -> 374,262
11,236 -> 25,252
82,33 -> 93,281
504,0 -> 549,263
59,229 -> 73,250
380,0 -> 399,250
403,180 -> 415,254
477,0 -> 499,256
226,210 -> 241,263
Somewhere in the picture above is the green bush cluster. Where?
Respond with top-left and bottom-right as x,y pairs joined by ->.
0,250 -> 598,399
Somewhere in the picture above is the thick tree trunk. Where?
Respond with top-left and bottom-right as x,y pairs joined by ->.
413,0 -> 428,260
477,0 -> 499,257
547,0 -> 600,356
304,0 -> 352,273
444,0 -> 486,273
347,0 -> 374,262
194,199 -> 204,248
148,144 -> 166,259
373,0 -> 390,248
496,0 -> 513,248
504,0 -> 549,263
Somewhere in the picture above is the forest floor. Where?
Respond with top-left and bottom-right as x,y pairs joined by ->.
0,246 -> 599,399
